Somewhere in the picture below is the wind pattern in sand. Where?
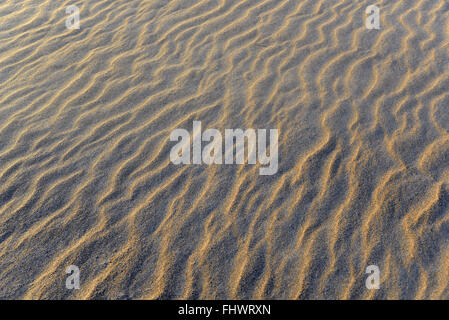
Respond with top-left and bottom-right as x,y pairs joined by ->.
1,0 -> 449,299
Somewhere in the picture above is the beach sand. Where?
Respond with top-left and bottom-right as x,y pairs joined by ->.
1,0 -> 449,299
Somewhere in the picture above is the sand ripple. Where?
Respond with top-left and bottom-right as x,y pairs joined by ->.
1,0 -> 449,299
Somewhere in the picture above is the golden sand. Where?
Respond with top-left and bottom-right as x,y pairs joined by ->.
0,0 -> 449,299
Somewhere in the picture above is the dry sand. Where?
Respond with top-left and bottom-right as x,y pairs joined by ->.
1,0 -> 449,299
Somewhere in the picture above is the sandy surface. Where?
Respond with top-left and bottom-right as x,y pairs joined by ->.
1,0 -> 449,299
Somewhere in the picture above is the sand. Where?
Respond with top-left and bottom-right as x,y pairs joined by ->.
0,0 -> 449,299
